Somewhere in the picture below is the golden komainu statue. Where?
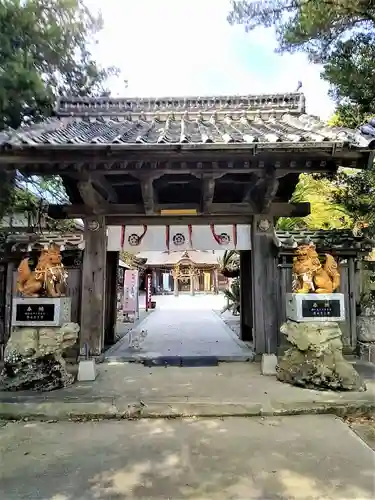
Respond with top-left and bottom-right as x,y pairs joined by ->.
16,244 -> 68,298
292,242 -> 340,294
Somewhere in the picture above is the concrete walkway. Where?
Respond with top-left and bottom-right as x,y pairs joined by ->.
1,362 -> 374,420
105,294 -> 254,362
0,415 -> 374,499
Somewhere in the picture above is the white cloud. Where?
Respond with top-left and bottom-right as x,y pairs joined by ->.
85,0 -> 335,120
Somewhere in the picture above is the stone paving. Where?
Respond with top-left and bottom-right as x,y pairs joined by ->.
105,294 -> 254,362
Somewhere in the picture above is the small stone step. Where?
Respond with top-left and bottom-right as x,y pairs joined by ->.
143,356 -> 219,367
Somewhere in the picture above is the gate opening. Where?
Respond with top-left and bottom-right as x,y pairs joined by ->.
105,224 -> 254,365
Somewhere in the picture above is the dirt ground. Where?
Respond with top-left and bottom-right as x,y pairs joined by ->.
344,414 -> 375,451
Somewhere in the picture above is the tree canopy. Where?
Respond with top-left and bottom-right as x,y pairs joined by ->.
228,1 -> 375,114
332,167 -> 375,236
228,0 -> 375,236
276,173 -> 351,231
0,0 -> 116,130
0,0 -> 117,222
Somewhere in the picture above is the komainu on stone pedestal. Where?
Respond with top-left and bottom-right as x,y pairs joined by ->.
292,242 -> 340,294
16,244 -> 68,298
276,321 -> 366,391
0,323 -> 79,392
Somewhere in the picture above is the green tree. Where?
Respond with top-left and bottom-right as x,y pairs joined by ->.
228,1 -> 375,235
331,166 -> 375,236
0,0 -> 116,130
327,108 -> 375,236
0,0 -> 117,220
227,1 -> 375,113
276,173 -> 351,231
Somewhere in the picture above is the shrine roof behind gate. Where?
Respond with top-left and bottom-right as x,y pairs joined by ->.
136,250 -> 224,266
0,93 -> 374,149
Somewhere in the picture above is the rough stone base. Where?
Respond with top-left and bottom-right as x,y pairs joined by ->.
0,353 -> 73,391
276,321 -> 366,392
0,323 -> 79,392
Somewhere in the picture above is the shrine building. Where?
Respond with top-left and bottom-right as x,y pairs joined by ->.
0,92 -> 374,357
137,250 -> 228,295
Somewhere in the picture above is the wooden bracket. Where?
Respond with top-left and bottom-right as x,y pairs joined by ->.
249,166 -> 279,213
77,178 -> 108,214
131,172 -> 163,215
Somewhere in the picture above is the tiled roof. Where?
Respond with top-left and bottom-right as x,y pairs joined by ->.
0,93 -> 374,149
136,250 -> 224,266
0,231 -> 84,253
274,229 -> 374,252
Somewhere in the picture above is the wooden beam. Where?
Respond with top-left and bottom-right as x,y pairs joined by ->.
261,166 -> 279,212
66,171 -> 118,204
77,179 -> 108,214
242,176 -> 263,205
131,172 -> 163,215
248,166 -> 279,213
201,175 -> 216,213
0,147 -> 360,167
107,215 -> 254,225
80,216 -> 107,356
140,177 -> 155,215
90,173 -> 118,203
48,201 -> 310,220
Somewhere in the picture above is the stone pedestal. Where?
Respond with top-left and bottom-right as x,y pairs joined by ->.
0,323 -> 80,391
286,293 -> 345,323
12,297 -> 71,327
357,305 -> 375,364
261,354 -> 278,376
276,321 -> 366,391
77,360 -> 97,381
0,297 -> 80,392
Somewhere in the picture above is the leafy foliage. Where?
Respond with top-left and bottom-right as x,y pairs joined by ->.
228,1 -> 375,113
322,32 -> 375,112
217,250 -> 240,278
0,173 -> 76,231
327,104 -> 374,129
0,0 -> 117,130
228,1 -> 374,61
228,1 -> 375,235
327,109 -> 375,236
0,0 -> 118,221
331,166 -> 375,236
222,278 -> 241,315
276,173 -> 351,231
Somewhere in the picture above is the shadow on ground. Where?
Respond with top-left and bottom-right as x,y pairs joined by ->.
0,415 -> 374,499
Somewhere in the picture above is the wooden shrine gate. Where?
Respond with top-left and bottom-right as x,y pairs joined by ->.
0,93 -> 372,356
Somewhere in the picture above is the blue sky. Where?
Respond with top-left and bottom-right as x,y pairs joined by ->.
86,0 -> 335,120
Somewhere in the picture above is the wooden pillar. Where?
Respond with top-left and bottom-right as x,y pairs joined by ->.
4,261 -> 15,346
214,268 -> 219,294
240,250 -> 253,341
80,216 -> 107,356
104,251 -> 118,347
251,216 -> 278,354
174,277 -> 179,296
190,273 -> 195,296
